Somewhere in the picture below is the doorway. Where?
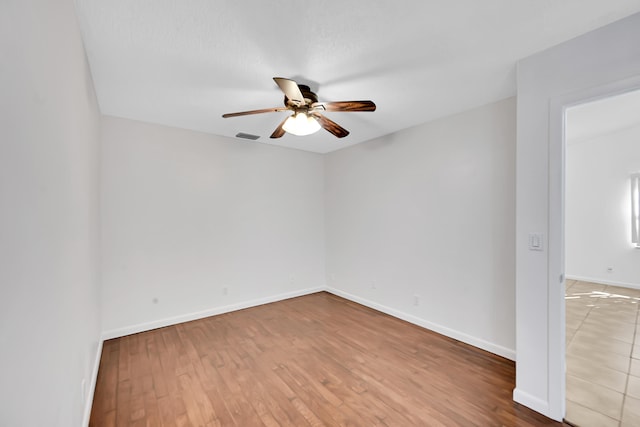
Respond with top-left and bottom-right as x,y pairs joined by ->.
562,89 -> 640,426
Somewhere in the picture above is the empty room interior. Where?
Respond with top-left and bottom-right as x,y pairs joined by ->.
2,1 -> 640,426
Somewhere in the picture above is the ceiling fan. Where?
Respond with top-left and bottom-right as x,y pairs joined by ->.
222,77 -> 376,139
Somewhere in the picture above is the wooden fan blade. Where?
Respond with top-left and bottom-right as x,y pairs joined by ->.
222,107 -> 288,118
317,100 -> 376,112
311,113 -> 349,138
273,77 -> 305,106
270,116 -> 289,139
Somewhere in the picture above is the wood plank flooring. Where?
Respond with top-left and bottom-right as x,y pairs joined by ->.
90,292 -> 565,426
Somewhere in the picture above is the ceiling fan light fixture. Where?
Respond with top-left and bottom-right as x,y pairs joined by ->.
222,77 -> 375,139
282,112 -> 321,136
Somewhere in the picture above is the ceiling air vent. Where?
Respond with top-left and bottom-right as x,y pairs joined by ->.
235,132 -> 260,140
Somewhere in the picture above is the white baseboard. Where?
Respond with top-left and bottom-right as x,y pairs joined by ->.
100,287 -> 516,362
325,287 -> 516,361
82,338 -> 103,427
566,275 -> 640,291
101,286 -> 325,340
513,388 -> 556,421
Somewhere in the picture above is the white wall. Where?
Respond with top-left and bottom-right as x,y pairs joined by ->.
515,12 -> 640,420
0,1 -> 102,426
325,97 -> 516,359
566,124 -> 640,288
100,117 -> 326,335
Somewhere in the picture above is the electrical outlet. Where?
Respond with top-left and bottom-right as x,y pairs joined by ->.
371,280 -> 377,289
413,295 -> 420,306
223,286 -> 228,295
289,274 -> 295,284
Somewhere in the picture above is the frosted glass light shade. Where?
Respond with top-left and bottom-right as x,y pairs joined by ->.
282,113 -> 321,136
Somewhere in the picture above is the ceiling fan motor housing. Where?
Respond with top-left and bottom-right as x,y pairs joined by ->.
284,85 -> 318,110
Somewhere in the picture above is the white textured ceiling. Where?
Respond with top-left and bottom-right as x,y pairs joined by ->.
75,1 -> 640,154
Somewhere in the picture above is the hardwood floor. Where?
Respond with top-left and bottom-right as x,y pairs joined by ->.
90,292 -> 565,426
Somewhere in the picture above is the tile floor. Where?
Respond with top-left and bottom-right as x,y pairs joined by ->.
565,280 -> 640,427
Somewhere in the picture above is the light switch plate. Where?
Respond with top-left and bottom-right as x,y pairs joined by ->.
528,233 -> 544,251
